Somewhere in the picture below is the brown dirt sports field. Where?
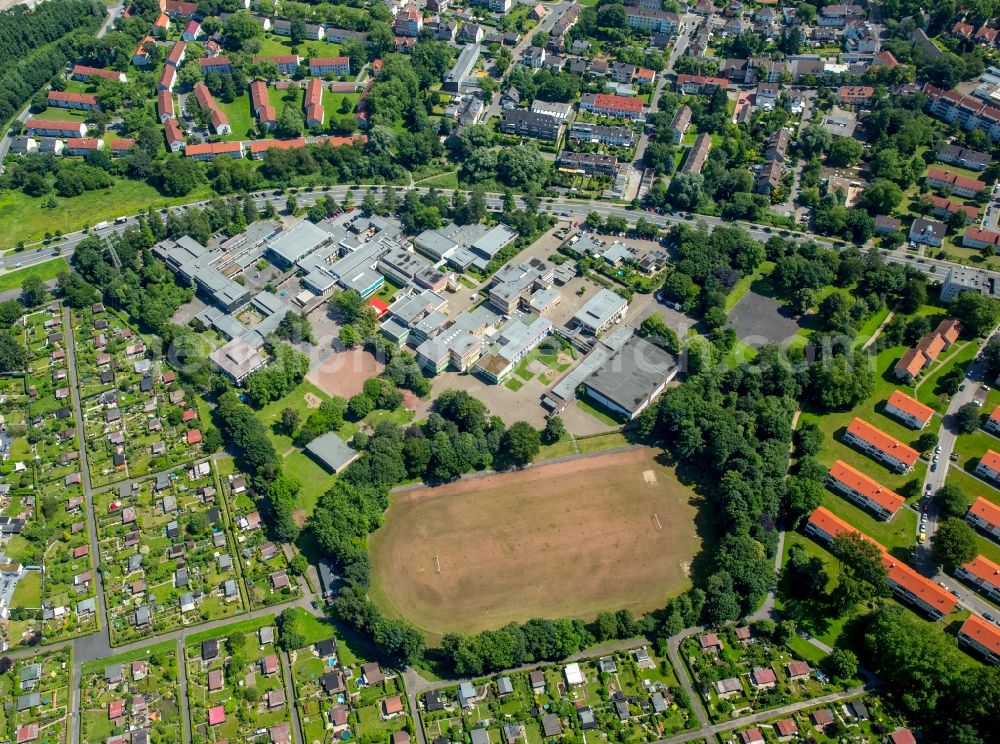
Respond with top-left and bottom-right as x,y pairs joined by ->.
369,448 -> 700,640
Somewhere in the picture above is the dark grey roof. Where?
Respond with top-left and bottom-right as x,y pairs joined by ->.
583,334 -> 678,416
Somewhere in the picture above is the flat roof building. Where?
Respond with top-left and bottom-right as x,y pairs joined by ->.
572,288 -> 628,335
266,219 -> 331,267
305,431 -> 359,473
210,338 -> 267,383
580,334 -> 677,420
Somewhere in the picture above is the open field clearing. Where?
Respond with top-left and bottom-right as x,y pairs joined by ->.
370,448 -> 700,641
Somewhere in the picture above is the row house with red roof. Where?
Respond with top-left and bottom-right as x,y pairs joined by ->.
164,118 -> 185,152
309,56 -> 350,76
975,449 -> 1000,484
958,614 -> 1000,664
25,119 -> 87,138
249,80 -> 276,130
842,417 -> 919,473
48,91 -> 99,111
986,404 -> 1000,435
578,93 -> 644,121
164,0 -> 198,18
963,226 -> 1000,251
182,19 -> 201,40
925,84 -> 1000,142
64,138 -> 103,156
967,495 -> 1000,542
255,54 -> 300,75
928,195 -> 979,224
955,554 -> 1000,602
676,74 -> 727,95
198,56 -> 232,75
883,389 -> 935,429
71,64 -> 126,83
158,64 -> 176,92
157,90 -> 175,122
192,83 -> 231,135
925,167 -> 988,198
826,460 -> 905,520
304,78 -> 325,128
166,40 -> 186,68
805,507 -> 957,619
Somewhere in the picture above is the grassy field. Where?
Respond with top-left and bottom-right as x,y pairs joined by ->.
216,95 -> 255,141
369,448 -> 700,642
10,570 -> 42,607
914,341 -> 976,411
725,260 -> 775,313
801,343 -> 929,495
0,182 -> 214,248
0,258 -> 69,291
257,35 -> 344,60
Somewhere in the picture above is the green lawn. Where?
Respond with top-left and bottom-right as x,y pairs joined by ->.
10,570 -> 42,607
30,106 -> 92,123
820,491 -> 918,554
802,343 -> 929,495
853,307 -> 892,349
267,86 -> 304,121
0,258 -> 68,291
216,95 -> 255,141
415,171 -> 460,189
575,395 -> 626,426
257,35 -> 345,61
914,341 -> 977,411
725,261 -> 775,313
0,181 -> 214,248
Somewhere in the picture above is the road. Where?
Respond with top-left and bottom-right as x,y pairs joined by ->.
479,0 -> 571,124
63,305 -> 110,744
627,16 -> 696,201
0,2 -> 122,162
12,184 -> 1000,298
916,327 -> 1000,622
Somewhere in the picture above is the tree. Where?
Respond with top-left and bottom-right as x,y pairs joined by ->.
280,407 -> 300,435
858,179 -> 903,214
827,137 -> 863,167
290,18 -> 307,45
795,421 -> 823,456
541,416 -> 565,445
823,648 -> 858,680
828,531 -> 889,613
782,542 -> 828,600
0,331 -> 26,373
276,105 -> 304,138
797,123 -> 832,158
224,11 -> 264,47
951,292 -> 1000,337
285,195 -> 298,215
638,314 -> 680,353
499,422 -> 541,468
20,276 -> 47,307
931,518 -> 978,570
955,402 -> 982,434
934,483 -> 971,518
339,324 -> 361,348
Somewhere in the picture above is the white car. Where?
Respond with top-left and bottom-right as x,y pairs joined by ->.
935,445 -> 942,454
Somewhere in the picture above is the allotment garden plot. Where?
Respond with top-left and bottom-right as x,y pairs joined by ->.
1,306 -> 97,648
370,448 -> 699,638
72,305 -> 206,487
96,462 -> 248,645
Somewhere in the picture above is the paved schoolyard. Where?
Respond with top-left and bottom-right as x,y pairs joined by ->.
727,290 -> 803,347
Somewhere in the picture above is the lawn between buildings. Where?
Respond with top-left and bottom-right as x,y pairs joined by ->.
369,447 -> 700,642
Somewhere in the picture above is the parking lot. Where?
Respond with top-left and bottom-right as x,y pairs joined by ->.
727,290 -> 804,346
